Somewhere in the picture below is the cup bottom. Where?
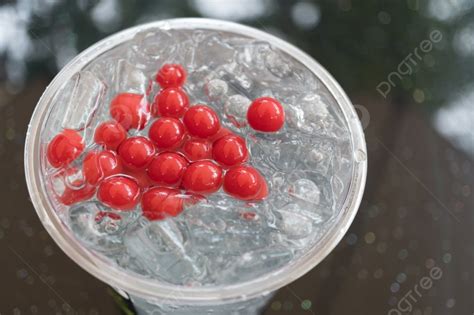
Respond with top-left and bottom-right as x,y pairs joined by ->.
129,292 -> 274,315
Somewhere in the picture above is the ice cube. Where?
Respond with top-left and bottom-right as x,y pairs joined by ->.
297,93 -> 329,125
184,66 -> 211,101
115,60 -> 148,94
289,178 -> 321,205
220,65 -> 254,97
48,169 -> 67,198
307,148 -> 324,164
61,71 -> 107,131
286,104 -> 305,129
216,246 -> 293,284
302,138 -> 338,175
235,41 -> 271,71
276,202 -> 324,226
195,34 -> 235,68
131,29 -> 175,63
48,166 -> 86,197
206,79 -> 228,100
225,218 -> 273,253
182,201 -> 276,262
277,205 -> 314,239
234,41 -> 293,86
182,204 -> 237,249
68,201 -> 136,254
223,94 -> 250,126
267,140 -> 304,171
287,171 -> 335,222
124,220 -> 206,284
167,34 -> 198,70
264,49 -> 292,78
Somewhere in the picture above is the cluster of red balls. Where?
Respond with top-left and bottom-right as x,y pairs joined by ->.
46,64 -> 285,221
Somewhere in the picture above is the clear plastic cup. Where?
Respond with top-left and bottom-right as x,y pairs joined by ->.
25,18 -> 367,314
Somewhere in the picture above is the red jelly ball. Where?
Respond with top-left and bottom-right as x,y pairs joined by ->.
182,160 -> 223,194
182,138 -> 212,161
148,117 -> 185,149
212,135 -> 248,167
123,168 -> 153,189
147,152 -> 188,187
94,121 -> 127,150
83,150 -> 123,185
141,187 -> 184,221
110,93 -> 150,130
209,127 -> 233,143
155,64 -> 187,88
97,176 -> 141,210
253,176 -> 268,200
152,87 -> 189,118
183,105 -> 220,138
118,136 -> 156,170
59,182 -> 96,205
47,129 -> 84,168
223,165 -> 266,200
247,97 -> 285,132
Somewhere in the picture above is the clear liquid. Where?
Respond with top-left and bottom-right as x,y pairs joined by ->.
43,28 -> 353,287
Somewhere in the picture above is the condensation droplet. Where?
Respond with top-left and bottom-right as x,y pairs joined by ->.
364,232 -> 376,244
390,282 -> 400,293
446,298 -> 455,308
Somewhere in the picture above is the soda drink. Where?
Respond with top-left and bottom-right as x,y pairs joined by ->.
25,18 -> 367,314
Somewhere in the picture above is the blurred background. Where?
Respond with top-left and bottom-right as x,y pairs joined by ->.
0,0 -> 473,314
